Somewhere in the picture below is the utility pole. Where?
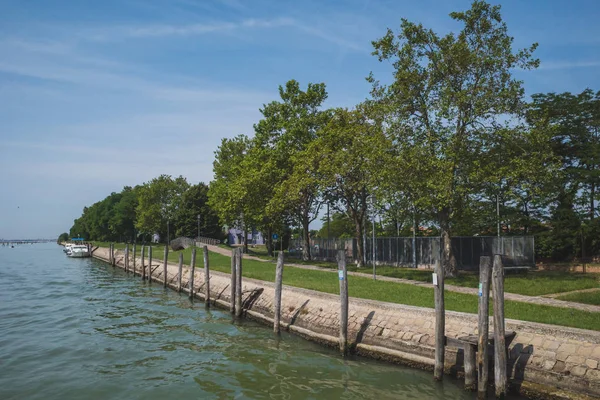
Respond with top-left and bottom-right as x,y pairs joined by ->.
197,214 -> 201,239
327,203 -> 330,239
497,193 -> 500,237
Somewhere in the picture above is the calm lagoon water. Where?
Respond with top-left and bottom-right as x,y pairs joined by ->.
0,243 -> 525,399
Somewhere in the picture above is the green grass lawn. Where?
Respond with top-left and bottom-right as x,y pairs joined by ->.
93,242 -> 600,331
555,290 -> 600,306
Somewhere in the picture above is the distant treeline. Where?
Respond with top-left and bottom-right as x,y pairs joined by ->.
66,176 -> 222,244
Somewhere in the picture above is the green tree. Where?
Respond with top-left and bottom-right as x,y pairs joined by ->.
317,212 -> 355,239
57,232 -> 69,243
304,107 -> 389,266
368,0 -> 538,275
176,183 -> 222,239
208,135 -> 253,250
136,175 -> 189,243
253,80 -> 331,260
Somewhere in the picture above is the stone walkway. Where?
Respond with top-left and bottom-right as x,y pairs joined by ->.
204,244 -> 600,313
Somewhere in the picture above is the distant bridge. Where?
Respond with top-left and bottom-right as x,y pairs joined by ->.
0,239 -> 55,246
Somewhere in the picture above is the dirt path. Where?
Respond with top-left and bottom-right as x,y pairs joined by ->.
204,244 -> 600,313
544,287 -> 600,299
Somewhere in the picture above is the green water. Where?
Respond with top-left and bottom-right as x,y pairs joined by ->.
0,243 -> 524,399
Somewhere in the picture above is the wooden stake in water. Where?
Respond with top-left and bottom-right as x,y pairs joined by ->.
125,244 -> 129,272
230,249 -> 237,314
203,246 -> 210,307
235,248 -> 243,318
163,245 -> 169,288
273,251 -> 284,334
132,243 -> 137,275
433,259 -> 445,381
189,248 -> 196,299
492,254 -> 507,398
148,246 -> 153,284
177,252 -> 183,293
338,250 -> 348,355
141,245 -> 145,280
477,256 -> 492,399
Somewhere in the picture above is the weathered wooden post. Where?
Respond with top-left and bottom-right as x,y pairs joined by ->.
230,249 -> 237,314
433,259 -> 445,381
163,245 -> 169,288
477,256 -> 492,399
125,244 -> 129,272
273,251 -> 284,334
177,252 -> 183,293
141,245 -> 145,280
109,243 -> 113,266
148,246 -> 153,284
235,248 -> 243,318
189,248 -> 196,299
203,246 -> 210,307
132,243 -> 137,275
112,244 -> 116,267
492,254 -> 507,398
338,249 -> 348,355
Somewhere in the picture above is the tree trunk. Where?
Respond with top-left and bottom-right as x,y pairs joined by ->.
439,207 -> 457,277
301,217 -> 311,261
243,227 -> 248,254
266,227 -> 274,257
354,218 -> 364,268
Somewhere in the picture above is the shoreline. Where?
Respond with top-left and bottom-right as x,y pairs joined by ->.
92,246 -> 600,400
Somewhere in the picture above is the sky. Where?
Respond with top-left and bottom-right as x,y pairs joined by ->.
0,0 -> 599,239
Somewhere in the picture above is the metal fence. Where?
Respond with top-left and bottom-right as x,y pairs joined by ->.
288,236 -> 534,270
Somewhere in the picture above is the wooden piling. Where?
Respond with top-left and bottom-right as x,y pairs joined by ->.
148,246 -> 153,284
132,243 -> 137,275
273,251 -> 284,334
141,245 -> 145,280
163,245 -> 169,288
177,252 -> 183,293
338,250 -> 348,355
189,248 -> 196,299
477,256 -> 492,399
125,244 -> 129,272
433,259 -> 445,381
235,248 -> 243,318
203,246 -> 210,307
230,249 -> 237,314
492,254 -> 507,398
464,343 -> 476,390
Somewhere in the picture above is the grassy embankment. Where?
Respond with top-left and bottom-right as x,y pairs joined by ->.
94,242 -> 600,331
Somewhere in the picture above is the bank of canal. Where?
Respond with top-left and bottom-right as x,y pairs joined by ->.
1,243 -> 505,400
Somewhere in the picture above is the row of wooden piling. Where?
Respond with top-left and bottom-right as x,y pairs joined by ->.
107,243 -> 508,398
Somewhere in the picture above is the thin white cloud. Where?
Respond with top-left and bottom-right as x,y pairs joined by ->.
538,60 -> 600,70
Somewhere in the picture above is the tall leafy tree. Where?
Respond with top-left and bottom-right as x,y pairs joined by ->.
136,175 -> 189,242
303,107 -> 389,266
253,80 -> 331,260
368,0 -> 538,275
176,183 -> 222,239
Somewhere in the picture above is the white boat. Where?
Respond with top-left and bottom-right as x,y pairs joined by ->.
67,245 -> 90,258
63,243 -> 74,254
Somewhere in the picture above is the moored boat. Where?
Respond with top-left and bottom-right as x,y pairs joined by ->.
67,245 -> 90,258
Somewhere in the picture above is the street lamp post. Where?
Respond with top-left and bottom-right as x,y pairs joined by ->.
197,214 -> 201,239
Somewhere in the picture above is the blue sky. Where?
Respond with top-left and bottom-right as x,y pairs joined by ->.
0,0 -> 599,239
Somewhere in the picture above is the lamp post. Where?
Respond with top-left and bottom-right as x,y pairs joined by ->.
197,214 -> 201,239
167,220 -> 170,246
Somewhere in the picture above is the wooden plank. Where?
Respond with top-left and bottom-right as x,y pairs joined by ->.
477,255 -> 492,399
141,245 -> 145,280
273,252 -> 284,334
230,249 -> 237,314
434,259 -> 445,381
189,248 -> 196,299
148,246 -> 153,284
464,342 -> 476,391
163,245 -> 169,287
492,254 -> 507,398
177,252 -> 183,293
235,248 -> 243,318
203,246 -> 210,307
338,250 -> 348,355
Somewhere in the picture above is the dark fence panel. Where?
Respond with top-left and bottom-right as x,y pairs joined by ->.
289,236 -> 534,270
